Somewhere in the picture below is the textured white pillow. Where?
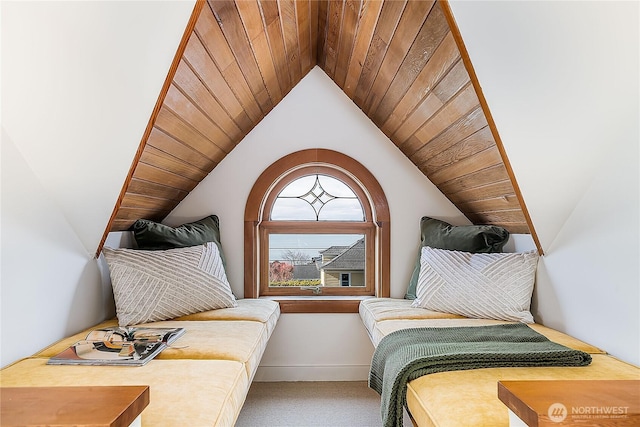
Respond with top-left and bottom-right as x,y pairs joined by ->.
411,247 -> 538,323
103,243 -> 237,326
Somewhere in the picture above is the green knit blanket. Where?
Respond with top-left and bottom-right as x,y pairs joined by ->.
369,324 -> 592,427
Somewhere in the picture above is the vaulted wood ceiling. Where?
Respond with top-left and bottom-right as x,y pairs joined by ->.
102,0 -> 540,253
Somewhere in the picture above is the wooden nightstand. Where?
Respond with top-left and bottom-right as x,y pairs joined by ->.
1,385 -> 149,427
498,380 -> 640,426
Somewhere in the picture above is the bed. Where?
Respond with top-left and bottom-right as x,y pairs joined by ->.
360,298 -> 640,427
360,217 -> 640,427
1,215 -> 281,426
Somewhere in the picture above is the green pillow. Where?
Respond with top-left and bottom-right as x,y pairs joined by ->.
404,216 -> 509,300
131,215 -> 227,267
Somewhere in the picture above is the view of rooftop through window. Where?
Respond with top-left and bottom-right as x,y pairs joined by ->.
269,234 -> 364,263
268,234 -> 365,287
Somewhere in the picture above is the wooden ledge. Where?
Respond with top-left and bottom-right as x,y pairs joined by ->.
498,380 -> 640,426
1,385 -> 149,427
275,299 -> 363,313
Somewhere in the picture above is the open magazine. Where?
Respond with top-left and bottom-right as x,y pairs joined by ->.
47,326 -> 186,367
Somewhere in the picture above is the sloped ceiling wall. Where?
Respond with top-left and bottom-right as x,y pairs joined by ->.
102,0 -> 540,252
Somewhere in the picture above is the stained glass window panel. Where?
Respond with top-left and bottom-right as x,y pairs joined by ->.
271,174 -> 364,221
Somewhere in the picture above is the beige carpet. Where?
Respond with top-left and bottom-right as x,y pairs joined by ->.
235,381 -> 412,427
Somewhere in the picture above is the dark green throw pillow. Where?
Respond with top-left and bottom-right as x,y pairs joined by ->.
404,216 -> 509,300
130,215 -> 227,267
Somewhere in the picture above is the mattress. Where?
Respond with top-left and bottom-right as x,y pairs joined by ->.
1,358 -> 249,427
359,298 -> 640,427
406,354 -> 640,427
34,298 -> 281,382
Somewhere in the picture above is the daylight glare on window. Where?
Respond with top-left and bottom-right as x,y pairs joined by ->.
271,175 -> 364,221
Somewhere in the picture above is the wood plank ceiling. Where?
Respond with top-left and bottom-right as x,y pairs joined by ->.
102,0 -> 540,253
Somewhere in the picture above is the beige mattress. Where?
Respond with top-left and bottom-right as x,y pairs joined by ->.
359,298 -> 464,344
33,299 -> 280,382
175,298 -> 281,335
1,358 -> 249,427
359,298 -> 640,427
407,354 -> 640,427
11,298 -> 282,426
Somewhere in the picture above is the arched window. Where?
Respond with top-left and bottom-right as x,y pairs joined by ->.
245,149 -> 390,313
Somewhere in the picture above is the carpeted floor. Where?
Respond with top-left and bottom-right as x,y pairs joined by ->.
235,381 -> 412,427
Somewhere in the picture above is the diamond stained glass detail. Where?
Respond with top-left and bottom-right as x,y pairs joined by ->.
271,175 -> 364,221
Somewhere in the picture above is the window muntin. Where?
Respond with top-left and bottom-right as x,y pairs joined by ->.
271,175 -> 364,221
340,273 -> 351,287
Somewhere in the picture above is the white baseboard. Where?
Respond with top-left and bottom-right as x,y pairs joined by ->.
253,364 -> 371,382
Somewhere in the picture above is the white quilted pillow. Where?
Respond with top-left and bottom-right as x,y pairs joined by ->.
411,247 -> 539,323
103,242 -> 237,326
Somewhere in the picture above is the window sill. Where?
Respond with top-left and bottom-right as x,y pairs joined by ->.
260,296 -> 375,313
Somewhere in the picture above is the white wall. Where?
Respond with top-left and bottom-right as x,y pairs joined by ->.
166,67 -> 466,380
533,142 -> 639,365
1,132 -> 110,367
449,0 -> 639,365
1,1 -> 196,368
1,0 -> 195,253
